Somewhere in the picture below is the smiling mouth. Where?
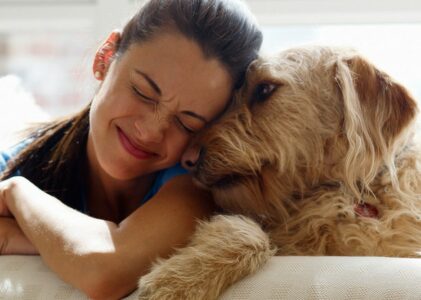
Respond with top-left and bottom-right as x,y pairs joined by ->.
117,127 -> 158,160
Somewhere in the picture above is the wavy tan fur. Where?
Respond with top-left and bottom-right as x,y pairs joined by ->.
138,215 -> 275,299
137,46 -> 421,299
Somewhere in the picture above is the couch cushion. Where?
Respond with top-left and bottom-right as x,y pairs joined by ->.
221,256 -> 421,299
0,256 -> 137,299
2,255 -> 421,299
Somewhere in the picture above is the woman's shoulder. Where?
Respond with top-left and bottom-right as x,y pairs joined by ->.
141,163 -> 189,204
157,163 -> 188,184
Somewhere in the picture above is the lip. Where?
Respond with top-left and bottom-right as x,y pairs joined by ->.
117,127 -> 157,160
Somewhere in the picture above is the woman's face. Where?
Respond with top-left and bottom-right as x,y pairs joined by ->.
89,31 -> 233,180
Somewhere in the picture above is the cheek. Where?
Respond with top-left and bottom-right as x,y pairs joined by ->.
89,98 -> 106,142
90,87 -> 116,126
89,98 -> 115,145
165,132 -> 192,161
91,89 -> 147,135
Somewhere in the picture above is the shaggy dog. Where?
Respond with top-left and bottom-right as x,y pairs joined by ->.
137,46 -> 421,299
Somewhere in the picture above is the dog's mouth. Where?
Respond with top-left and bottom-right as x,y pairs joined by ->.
193,171 -> 243,190
209,174 -> 242,189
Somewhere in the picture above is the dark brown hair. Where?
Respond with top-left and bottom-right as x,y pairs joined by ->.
0,0 -> 262,209
117,0 -> 262,88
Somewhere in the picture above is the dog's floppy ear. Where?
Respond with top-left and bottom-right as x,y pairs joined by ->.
342,55 -> 417,143
335,54 -> 417,196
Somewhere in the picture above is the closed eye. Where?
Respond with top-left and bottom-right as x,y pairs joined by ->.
131,86 -> 157,104
175,117 -> 196,135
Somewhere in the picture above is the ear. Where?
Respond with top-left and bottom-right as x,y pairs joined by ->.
336,54 -> 417,151
334,54 -> 418,197
347,55 -> 416,141
93,30 -> 121,80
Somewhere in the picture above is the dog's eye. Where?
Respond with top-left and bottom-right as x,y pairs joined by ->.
251,83 -> 278,104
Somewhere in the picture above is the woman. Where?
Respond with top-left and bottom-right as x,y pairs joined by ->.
0,0 -> 262,298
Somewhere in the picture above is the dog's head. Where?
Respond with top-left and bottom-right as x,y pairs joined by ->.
183,46 -> 417,223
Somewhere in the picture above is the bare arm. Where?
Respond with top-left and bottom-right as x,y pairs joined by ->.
0,175 -> 215,299
0,217 -> 38,255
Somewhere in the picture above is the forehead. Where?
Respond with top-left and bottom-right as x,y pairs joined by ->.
117,32 -> 234,118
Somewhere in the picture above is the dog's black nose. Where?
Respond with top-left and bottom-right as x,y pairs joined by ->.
181,145 -> 203,172
182,146 -> 205,172
184,159 -> 196,169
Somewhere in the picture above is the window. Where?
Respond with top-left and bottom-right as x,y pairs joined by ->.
247,0 -> 421,102
0,0 -> 420,116
261,24 -> 421,101
0,0 -> 135,116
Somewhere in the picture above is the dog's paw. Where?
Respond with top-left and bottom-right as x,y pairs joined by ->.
137,261 -> 197,300
137,215 -> 275,300
137,275 -> 164,300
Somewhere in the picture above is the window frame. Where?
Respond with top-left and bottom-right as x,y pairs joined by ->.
245,0 -> 421,25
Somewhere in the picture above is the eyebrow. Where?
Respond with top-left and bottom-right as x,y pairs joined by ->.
134,68 -> 208,124
134,69 -> 162,96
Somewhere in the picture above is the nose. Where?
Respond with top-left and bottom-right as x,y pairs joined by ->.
134,117 -> 167,144
181,144 -> 203,171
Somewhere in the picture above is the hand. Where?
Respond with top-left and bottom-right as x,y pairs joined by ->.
0,217 -> 38,255
0,178 -> 39,255
0,176 -> 41,217
0,178 -> 15,217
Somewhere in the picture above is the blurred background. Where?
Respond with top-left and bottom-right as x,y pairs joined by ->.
0,0 -> 420,118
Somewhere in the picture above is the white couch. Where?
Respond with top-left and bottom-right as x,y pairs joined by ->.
1,255 -> 421,299
2,75 -> 421,299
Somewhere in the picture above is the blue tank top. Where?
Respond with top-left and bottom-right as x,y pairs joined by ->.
0,139 -> 188,213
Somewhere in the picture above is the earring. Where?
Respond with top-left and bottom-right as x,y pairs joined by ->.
93,30 -> 120,81
94,71 -> 102,80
